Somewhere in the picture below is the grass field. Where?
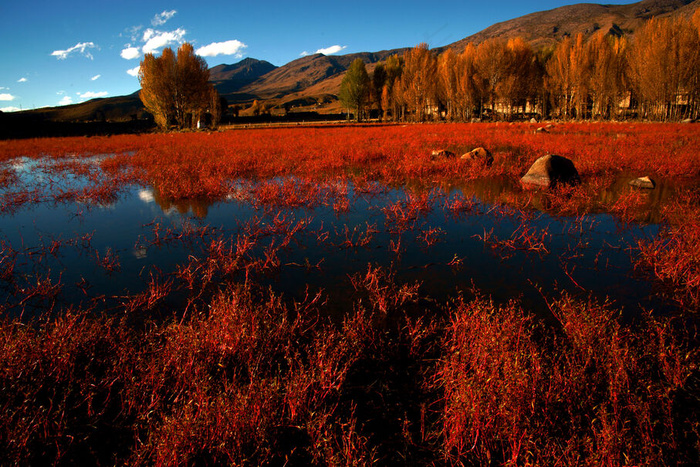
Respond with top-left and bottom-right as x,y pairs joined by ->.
1,122 -> 699,464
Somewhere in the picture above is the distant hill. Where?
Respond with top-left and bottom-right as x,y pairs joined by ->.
229,50 -> 407,112
447,0 -> 699,51
3,0 -> 698,133
209,58 -> 277,99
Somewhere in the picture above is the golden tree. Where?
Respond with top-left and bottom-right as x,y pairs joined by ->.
139,43 -> 211,130
139,48 -> 176,129
628,17 -> 700,120
456,44 -> 484,121
475,39 -> 510,119
546,36 -> 579,119
400,43 -> 437,121
587,33 -> 627,119
437,48 -> 459,120
498,38 -> 540,118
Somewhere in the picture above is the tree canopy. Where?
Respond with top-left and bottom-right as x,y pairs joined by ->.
339,58 -> 370,122
139,43 -> 217,130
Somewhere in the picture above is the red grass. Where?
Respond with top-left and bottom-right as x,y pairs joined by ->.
2,122 -> 700,464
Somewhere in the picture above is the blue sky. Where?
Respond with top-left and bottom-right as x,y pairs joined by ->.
0,0 -> 637,112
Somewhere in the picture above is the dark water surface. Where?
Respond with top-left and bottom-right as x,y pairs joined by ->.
0,156 -> 676,319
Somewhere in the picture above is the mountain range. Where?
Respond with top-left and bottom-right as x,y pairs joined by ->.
7,0 -> 699,124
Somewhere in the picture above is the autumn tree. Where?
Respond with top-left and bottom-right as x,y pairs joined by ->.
628,16 -> 700,120
437,48 -> 459,120
380,55 -> 403,121
139,42 -> 213,130
475,39 -> 510,119
139,47 -> 176,129
371,63 -> 387,118
399,43 -> 437,121
586,33 -> 627,119
339,58 -> 371,121
497,38 -> 540,118
546,37 -> 575,119
455,44 -> 484,121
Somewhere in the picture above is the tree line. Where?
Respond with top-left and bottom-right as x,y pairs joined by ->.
340,11 -> 700,122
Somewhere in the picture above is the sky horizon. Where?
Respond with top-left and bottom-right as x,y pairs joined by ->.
0,0 -> 640,112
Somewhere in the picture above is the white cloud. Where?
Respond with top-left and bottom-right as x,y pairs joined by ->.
17,77 -> 27,83
315,45 -> 347,55
195,40 -> 247,58
0,93 -> 16,101
1,106 -> 21,112
77,91 -> 108,100
121,46 -> 141,60
59,96 -> 73,106
127,66 -> 141,77
51,41 -> 97,60
91,74 -> 101,81
300,51 -> 310,57
152,10 -> 176,27
142,28 -> 186,54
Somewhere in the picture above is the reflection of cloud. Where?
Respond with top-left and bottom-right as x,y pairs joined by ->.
133,246 -> 147,259
138,189 -> 155,203
11,158 -> 28,171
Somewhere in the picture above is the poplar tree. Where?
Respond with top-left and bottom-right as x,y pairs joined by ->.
339,58 -> 371,122
139,42 -> 212,130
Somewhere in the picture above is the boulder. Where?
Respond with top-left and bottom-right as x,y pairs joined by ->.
430,149 -> 456,160
461,147 -> 493,166
536,126 -> 549,133
629,176 -> 656,189
521,154 -> 580,189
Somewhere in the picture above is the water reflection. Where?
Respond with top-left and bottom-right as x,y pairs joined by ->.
139,186 -> 213,218
0,166 -> 683,319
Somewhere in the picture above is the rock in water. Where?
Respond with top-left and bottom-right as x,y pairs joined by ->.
521,154 -> 580,189
629,176 -> 656,189
461,147 -> 493,166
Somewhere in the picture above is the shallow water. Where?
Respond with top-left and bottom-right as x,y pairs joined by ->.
0,156 -> 676,319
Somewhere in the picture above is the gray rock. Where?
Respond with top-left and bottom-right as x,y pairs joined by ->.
536,127 -> 549,133
430,149 -> 456,160
461,147 -> 493,166
629,176 -> 656,189
521,154 -> 580,189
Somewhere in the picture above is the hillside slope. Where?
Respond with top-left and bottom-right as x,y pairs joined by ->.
447,0 -> 699,51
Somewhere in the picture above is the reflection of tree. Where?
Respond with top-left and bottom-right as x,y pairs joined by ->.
152,187 -> 212,218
